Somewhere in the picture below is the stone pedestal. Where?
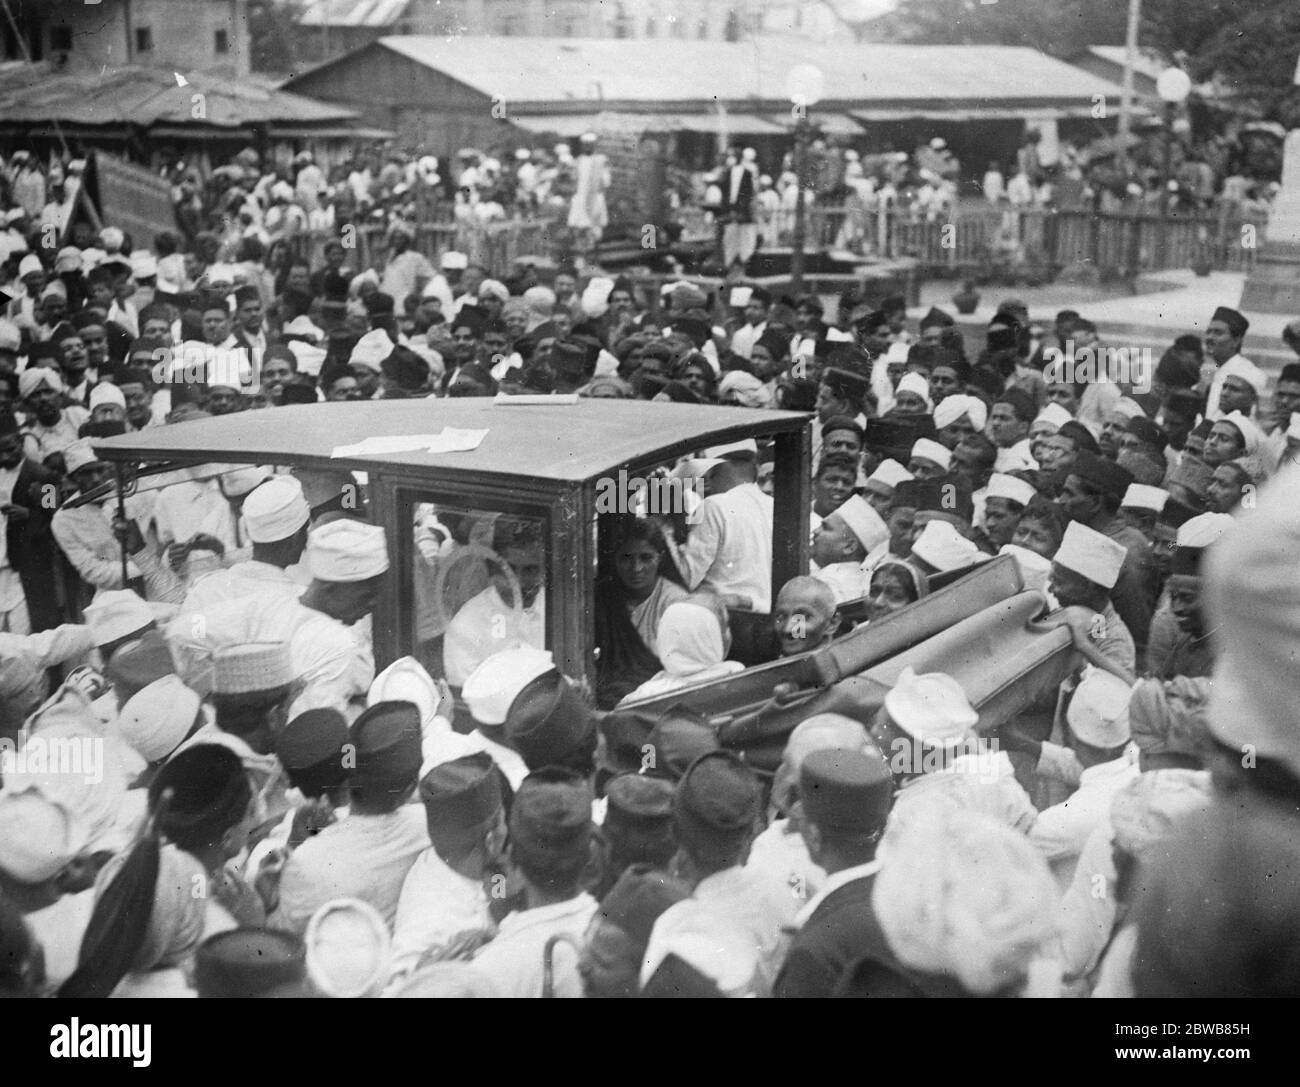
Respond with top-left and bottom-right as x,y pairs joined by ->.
1241,128 -> 1300,313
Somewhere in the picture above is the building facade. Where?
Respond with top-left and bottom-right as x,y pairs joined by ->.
1,0 -> 250,78
290,0 -> 884,64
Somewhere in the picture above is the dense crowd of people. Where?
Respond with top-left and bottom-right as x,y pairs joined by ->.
1,154 -> 1298,999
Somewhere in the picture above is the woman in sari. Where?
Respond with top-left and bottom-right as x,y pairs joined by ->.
866,559 -> 930,622
617,594 -> 744,705
594,518 -> 690,708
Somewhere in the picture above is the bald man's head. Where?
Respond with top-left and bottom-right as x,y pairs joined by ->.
774,576 -> 839,657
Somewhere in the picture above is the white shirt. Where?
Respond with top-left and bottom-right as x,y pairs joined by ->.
471,727 -> 530,790
152,478 -> 240,550
677,482 -> 774,613
166,594 -> 374,718
389,848 -> 495,983
181,560 -> 305,614
442,585 -> 545,687
730,320 -> 766,360
471,893 -> 598,999
745,818 -> 827,912
643,865 -> 798,996
1029,745 -> 1140,887
274,804 -> 430,934
23,406 -> 90,463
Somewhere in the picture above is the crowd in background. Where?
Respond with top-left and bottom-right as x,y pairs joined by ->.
1,136 -> 1299,999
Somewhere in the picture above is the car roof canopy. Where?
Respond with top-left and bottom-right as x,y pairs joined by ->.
91,400 -> 808,486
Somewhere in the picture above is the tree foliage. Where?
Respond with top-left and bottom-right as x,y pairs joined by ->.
886,0 -> 1300,111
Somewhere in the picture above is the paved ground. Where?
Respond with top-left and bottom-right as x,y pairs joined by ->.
909,269 -> 1297,372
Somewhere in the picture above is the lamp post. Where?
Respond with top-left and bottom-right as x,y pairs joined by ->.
787,64 -> 824,295
1156,67 -> 1192,269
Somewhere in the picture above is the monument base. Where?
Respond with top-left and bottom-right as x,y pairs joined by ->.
1240,241 -> 1300,314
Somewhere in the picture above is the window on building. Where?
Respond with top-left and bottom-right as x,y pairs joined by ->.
698,19 -> 709,39
645,17 -> 656,37
724,11 -> 742,41
50,26 -> 73,52
214,28 -> 229,54
135,27 -> 153,53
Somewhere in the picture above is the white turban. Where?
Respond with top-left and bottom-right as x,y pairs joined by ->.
19,367 -> 64,398
873,807 -> 1058,995
894,371 -> 933,411
934,394 -> 988,432
1218,411 -> 1263,457
718,370 -> 770,408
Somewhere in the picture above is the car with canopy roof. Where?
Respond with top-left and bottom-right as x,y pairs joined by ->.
89,397 -> 1076,765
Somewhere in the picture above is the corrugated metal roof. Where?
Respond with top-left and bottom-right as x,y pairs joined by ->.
334,35 -> 1126,108
511,112 -> 792,137
0,63 -> 358,129
299,0 -> 410,29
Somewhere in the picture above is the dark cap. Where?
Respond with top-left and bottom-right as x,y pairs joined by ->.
1058,420 -> 1100,456
451,305 -> 487,336
419,751 -> 502,838
149,743 -> 250,846
920,306 -> 955,330
986,322 -> 1019,353
891,478 -> 923,510
195,928 -> 307,998
673,750 -> 760,838
822,415 -> 865,442
1169,544 -> 1207,579
796,294 -> 825,315
754,328 -> 789,361
363,291 -> 396,317
1157,496 -> 1199,529
865,416 -> 933,460
509,766 -> 593,864
799,747 -> 893,835
674,317 -> 712,349
911,476 -> 973,522
821,368 -> 870,402
505,671 -> 597,771
276,708 -> 350,795
1211,306 -> 1249,339
380,345 -> 430,391
1165,457 -> 1213,500
825,344 -> 872,371
605,773 -> 674,831
1127,416 -> 1168,452
645,709 -> 720,781
599,864 -> 690,946
1280,362 -> 1300,386
604,773 -> 677,867
280,382 -> 318,406
348,701 -> 423,796
1069,450 -> 1133,499
995,387 -> 1035,423
855,310 -> 889,336
906,343 -> 944,371
597,709 -> 658,776
551,340 -> 591,379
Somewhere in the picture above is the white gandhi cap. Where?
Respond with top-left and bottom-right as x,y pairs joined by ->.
306,519 -> 390,582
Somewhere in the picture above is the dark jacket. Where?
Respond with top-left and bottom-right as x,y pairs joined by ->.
6,457 -> 63,630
